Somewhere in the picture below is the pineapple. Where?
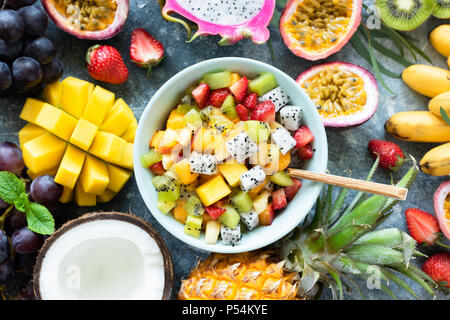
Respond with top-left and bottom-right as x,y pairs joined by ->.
179,159 -> 438,300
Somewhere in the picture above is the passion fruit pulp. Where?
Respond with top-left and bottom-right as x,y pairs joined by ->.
280,0 -> 362,60
434,181 -> 450,240
296,61 -> 378,128
42,0 -> 129,40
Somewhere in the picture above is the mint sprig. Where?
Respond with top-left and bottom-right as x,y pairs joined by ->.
0,171 -> 54,235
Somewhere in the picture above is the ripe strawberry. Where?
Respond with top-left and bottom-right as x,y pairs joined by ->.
236,104 -> 250,120
422,253 -> 450,289
250,100 -> 275,122
208,88 -> 229,107
368,139 -> 404,172
205,205 -> 226,220
149,161 -> 165,175
284,179 -> 302,200
192,83 -> 210,108
272,189 -> 287,210
298,144 -> 314,160
293,126 -> 314,148
229,76 -> 248,102
86,45 -> 129,84
405,208 -> 440,245
130,28 -> 164,77
243,93 -> 258,109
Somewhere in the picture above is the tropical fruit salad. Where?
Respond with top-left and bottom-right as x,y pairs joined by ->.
141,70 -> 315,246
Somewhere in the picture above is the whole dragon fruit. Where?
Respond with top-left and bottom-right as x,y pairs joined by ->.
158,0 -> 276,45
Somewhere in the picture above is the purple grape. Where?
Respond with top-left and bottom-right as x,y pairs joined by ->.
24,36 -> 56,65
11,227 -> 43,254
20,81 -> 43,96
6,208 -> 27,231
5,0 -> 37,9
16,253 -> 35,276
18,282 -> 35,300
30,175 -> 63,205
0,9 -> 25,41
12,56 -> 42,89
0,258 -> 14,284
0,39 -> 23,63
17,5 -> 48,36
0,231 -> 9,264
0,62 -> 12,91
42,58 -> 63,84
0,142 -> 24,174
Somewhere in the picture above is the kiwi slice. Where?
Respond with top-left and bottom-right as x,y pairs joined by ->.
184,195 -> 204,216
202,71 -> 232,90
269,171 -> 294,187
218,205 -> 240,229
141,149 -> 162,168
221,95 -> 237,120
433,0 -> 450,18
199,106 -> 214,123
184,215 -> 203,238
376,0 -> 434,31
231,191 -> 253,213
249,72 -> 278,96
152,175 -> 180,202
183,108 -> 202,127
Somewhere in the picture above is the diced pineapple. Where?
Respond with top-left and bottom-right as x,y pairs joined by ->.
106,163 -> 132,193
205,220 -> 221,244
192,127 -> 215,153
161,152 -> 177,170
89,131 -> 127,163
82,86 -> 115,125
18,123 -> 46,148
157,201 -> 176,214
26,167 -> 58,180
41,81 -> 62,106
173,158 -> 199,185
74,182 -> 96,206
100,98 -> 134,136
176,126 -> 194,147
166,110 -> 185,130
69,119 -> 98,151
59,186 -> 74,203
157,129 -> 179,154
173,199 -> 188,224
34,103 -> 78,141
196,175 -> 231,207
218,163 -> 248,187
79,155 -> 110,195
121,118 -> 137,143
19,98 -> 46,123
54,145 -> 86,189
61,77 -> 94,117
22,133 -> 67,173
150,130 -> 164,149
97,189 -> 117,203
253,191 -> 270,214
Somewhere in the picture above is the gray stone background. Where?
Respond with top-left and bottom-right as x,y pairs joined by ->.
1,1 -> 449,300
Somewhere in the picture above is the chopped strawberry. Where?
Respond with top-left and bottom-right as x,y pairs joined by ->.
149,161 -> 165,175
229,76 -> 248,102
272,189 -> 287,210
258,203 -> 274,226
284,179 -> 302,200
192,83 -> 210,108
205,205 -> 226,220
422,253 -> 450,288
236,104 -> 250,120
208,88 -> 229,107
243,93 -> 258,109
130,28 -> 164,76
368,139 -> 405,172
250,100 -> 275,122
405,208 -> 440,245
298,144 -> 314,160
293,126 -> 314,148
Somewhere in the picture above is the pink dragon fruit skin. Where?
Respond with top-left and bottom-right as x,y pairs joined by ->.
160,0 -> 276,45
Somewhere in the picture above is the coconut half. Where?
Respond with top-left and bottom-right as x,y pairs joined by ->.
33,212 -> 173,300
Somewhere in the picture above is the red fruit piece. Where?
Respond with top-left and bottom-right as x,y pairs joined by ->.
293,126 -> 314,148
405,208 -> 440,245
130,28 -> 164,76
149,161 -> 165,175
243,93 -> 258,109
192,83 -> 210,108
422,252 -> 450,288
229,76 -> 248,102
272,189 -> 287,210
86,45 -> 129,84
208,88 -> 229,107
284,179 -> 302,201
368,139 -> 404,172
258,203 -> 274,226
298,144 -> 314,160
236,104 -> 250,120
205,205 -> 226,220
250,100 -> 275,122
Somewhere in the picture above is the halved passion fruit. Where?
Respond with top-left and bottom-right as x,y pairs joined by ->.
296,61 -> 378,128
280,0 -> 362,60
434,181 -> 450,240
42,0 -> 129,40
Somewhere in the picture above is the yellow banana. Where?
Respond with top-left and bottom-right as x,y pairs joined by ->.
420,142 -> 450,176
402,65 -> 450,98
385,111 -> 450,142
430,25 -> 450,57
429,91 -> 450,118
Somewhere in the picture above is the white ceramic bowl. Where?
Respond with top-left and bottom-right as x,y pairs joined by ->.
134,57 -> 328,253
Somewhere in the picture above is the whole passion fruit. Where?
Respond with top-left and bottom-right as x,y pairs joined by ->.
296,61 -> 378,128
280,0 -> 362,60
434,181 -> 450,240
41,0 -> 129,40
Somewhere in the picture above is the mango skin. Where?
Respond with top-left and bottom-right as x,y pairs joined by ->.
429,91 -> 450,118
420,142 -> 450,176
430,25 -> 450,57
402,65 -> 450,98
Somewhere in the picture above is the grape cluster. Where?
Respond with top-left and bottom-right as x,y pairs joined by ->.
0,0 -> 63,95
0,141 -> 63,300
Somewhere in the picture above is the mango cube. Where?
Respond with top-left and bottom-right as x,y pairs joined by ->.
218,163 -> 249,187
100,99 -> 134,136
35,103 -> 78,141
54,145 -> 86,189
173,158 -> 199,185
106,164 -> 132,193
121,118 -> 137,143
26,167 -> 58,180
59,186 -> 74,203
166,110 -> 185,130
79,155 -> 110,195
19,98 -> 46,123
109,142 -> 133,170
75,182 -> 96,206
82,86 -> 115,125
61,77 -> 94,117
22,133 -> 67,173
196,175 -> 231,206
97,189 -> 116,203
18,123 -> 46,148
70,119 -> 98,151
89,131 -> 127,163
41,81 -> 62,106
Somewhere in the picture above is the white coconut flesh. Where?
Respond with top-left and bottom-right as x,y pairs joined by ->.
37,219 -> 165,300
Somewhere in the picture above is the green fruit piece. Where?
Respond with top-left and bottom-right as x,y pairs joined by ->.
376,0 -> 434,32
269,171 -> 294,187
249,72 -> 278,96
221,95 -> 237,120
208,114 -> 235,133
152,175 -> 180,202
231,191 -> 253,213
184,215 -> 203,238
183,108 -> 202,127
157,201 -> 176,214
202,71 -> 232,90
245,120 -> 270,143
184,195 -> 205,216
141,149 -> 162,168
177,104 -> 198,115
199,106 -> 214,123
218,205 -> 240,229
432,0 -> 450,18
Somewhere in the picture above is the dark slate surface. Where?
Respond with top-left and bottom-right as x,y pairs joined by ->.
1,1 -> 448,300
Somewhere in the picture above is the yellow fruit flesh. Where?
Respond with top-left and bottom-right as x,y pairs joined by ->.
79,155 -> 110,195
22,133 -> 67,173
196,176 -> 231,207
173,158 -> 199,185
34,103 -> 78,141
70,119 -> 99,151
54,144 -> 86,189
26,167 -> 58,180
61,77 -> 94,117
19,98 -> 45,123
89,131 -> 127,163
97,189 -> 117,203
59,186 -> 74,203
100,99 -> 134,136
18,123 -> 46,148
106,164 -> 132,193
74,182 -> 96,206
82,86 -> 115,125
218,163 -> 248,187
41,81 -> 62,106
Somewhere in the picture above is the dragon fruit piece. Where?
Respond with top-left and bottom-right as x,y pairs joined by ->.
280,106 -> 302,131
189,151 -> 218,175
240,165 -> 266,192
271,127 -> 296,155
160,0 -> 275,45
240,210 -> 259,231
221,222 -> 242,246
226,132 -> 258,163
258,87 -> 289,112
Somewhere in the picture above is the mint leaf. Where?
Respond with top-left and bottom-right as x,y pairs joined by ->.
440,107 -> 450,126
0,171 -> 26,204
26,202 -> 55,235
14,193 -> 29,212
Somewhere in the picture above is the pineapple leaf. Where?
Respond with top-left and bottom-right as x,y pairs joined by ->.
323,262 -> 344,300
401,232 -> 416,268
328,187 -> 348,224
381,268 -> 419,299
391,264 -> 436,296
346,244 -> 405,265
323,185 -> 334,226
332,255 -> 362,275
341,274 -> 366,299
353,228 -> 404,247
298,264 -> 320,296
